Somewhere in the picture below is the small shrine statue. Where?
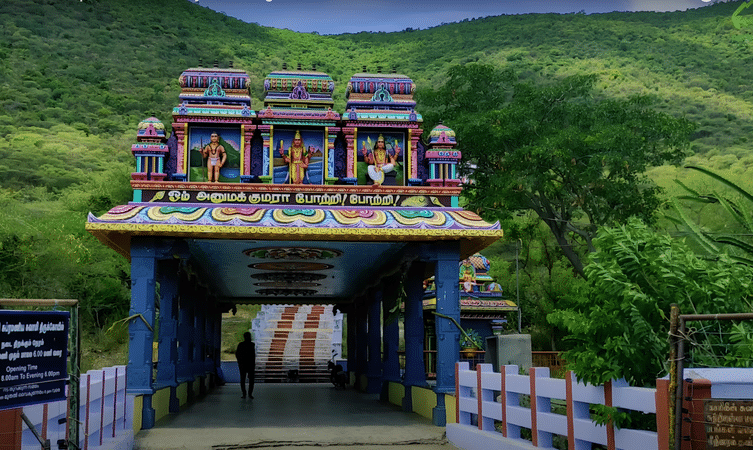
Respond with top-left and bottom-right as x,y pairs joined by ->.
459,259 -> 476,293
279,130 -> 310,184
363,134 -> 400,187
486,281 -> 503,293
202,132 -> 227,183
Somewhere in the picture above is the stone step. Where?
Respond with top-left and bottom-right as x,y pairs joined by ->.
252,304 -> 336,383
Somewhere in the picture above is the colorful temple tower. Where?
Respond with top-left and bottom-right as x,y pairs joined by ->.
86,63 -> 504,429
171,66 -> 256,183
131,117 -> 169,181
257,65 -> 340,185
343,68 -> 423,186
426,123 -> 462,187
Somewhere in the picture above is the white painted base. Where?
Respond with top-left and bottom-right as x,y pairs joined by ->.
446,424 -> 541,450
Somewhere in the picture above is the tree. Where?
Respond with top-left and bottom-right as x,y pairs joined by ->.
548,218 -> 753,386
485,213 -> 586,351
419,64 -> 696,278
671,165 -> 753,266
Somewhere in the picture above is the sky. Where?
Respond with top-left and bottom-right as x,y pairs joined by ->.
194,0 -> 724,34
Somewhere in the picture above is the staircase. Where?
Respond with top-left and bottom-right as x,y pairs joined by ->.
252,304 -> 343,383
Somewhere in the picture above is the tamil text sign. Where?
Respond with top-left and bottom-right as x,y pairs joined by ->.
704,400 -> 753,449
0,310 -> 69,411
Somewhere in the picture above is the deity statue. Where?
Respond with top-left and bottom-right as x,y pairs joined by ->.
459,259 -> 476,293
279,130 -> 310,184
486,281 -> 503,293
202,132 -> 227,183
362,134 -> 400,187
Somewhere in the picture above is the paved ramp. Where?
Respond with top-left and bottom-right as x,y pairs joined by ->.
134,384 -> 454,450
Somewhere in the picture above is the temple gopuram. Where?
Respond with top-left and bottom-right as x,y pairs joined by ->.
85,64 -> 504,428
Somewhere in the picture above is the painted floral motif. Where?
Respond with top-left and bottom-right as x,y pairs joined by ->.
392,210 -> 446,226
331,210 -> 387,225
147,207 -> 206,221
91,206 -> 499,231
212,208 -> 265,222
242,247 -> 343,260
272,209 -> 326,224
101,205 -> 143,220
251,262 -> 333,271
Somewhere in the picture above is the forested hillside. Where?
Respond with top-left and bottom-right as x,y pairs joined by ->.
1,0 -> 752,364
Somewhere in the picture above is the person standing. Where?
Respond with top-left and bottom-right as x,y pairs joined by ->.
235,332 -> 256,399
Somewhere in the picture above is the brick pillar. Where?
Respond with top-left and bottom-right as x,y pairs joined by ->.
682,378 -> 711,450
0,408 -> 22,450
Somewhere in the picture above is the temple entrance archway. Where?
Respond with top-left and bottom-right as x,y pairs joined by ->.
86,63 -> 503,430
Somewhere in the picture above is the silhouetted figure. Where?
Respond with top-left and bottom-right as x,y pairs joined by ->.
235,332 -> 256,399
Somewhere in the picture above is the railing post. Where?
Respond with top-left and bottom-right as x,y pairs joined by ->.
66,383 -> 71,444
604,380 -> 616,450
656,378 -> 670,450
477,364 -> 495,432
566,370 -> 575,450
455,362 -> 460,425
112,367 -> 118,438
567,371 -> 591,450
500,365 -> 508,437
503,365 -> 520,439
531,367 -> 553,448
456,361 -> 471,425
84,373 -> 91,450
123,367 -> 128,430
42,403 -> 48,443
477,364 -> 483,430
100,369 -> 106,446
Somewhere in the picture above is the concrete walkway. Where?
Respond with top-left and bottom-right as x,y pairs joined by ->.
133,384 -> 456,450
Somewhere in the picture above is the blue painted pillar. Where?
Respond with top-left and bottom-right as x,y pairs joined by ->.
381,277 -> 400,401
128,237 -> 157,429
176,279 -> 190,384
177,272 -> 195,403
355,304 -> 368,391
403,262 -> 426,412
211,309 -> 223,384
205,309 -> 216,383
204,310 -> 218,374
346,307 -> 356,386
433,242 -> 460,426
366,289 -> 383,394
156,258 -> 180,413
193,289 -> 206,394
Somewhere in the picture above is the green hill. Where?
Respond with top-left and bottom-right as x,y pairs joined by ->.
3,1 -> 753,163
1,0 -> 753,366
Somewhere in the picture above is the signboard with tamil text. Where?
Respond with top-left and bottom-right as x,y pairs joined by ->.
130,181 -> 462,209
704,399 -> 753,450
0,310 -> 69,411
140,188 -> 455,208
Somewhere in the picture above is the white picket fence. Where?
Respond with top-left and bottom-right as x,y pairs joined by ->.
447,362 -> 668,450
21,365 -> 133,450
